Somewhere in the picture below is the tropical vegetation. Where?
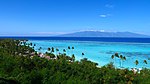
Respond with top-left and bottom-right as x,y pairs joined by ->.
0,39 -> 150,84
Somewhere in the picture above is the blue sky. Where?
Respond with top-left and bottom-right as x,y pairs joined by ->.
0,0 -> 150,36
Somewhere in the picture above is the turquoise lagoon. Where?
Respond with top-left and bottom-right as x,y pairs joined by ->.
29,40 -> 150,69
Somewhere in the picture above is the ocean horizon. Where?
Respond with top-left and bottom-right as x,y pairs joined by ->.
1,36 -> 150,43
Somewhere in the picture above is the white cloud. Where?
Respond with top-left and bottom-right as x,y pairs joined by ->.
100,14 -> 107,18
100,30 -> 105,32
80,30 -> 105,32
32,32 -> 66,35
99,14 -> 111,18
105,4 -> 114,8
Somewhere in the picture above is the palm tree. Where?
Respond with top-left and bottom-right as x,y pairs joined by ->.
122,56 -> 126,68
119,55 -> 123,67
135,60 -> 139,67
115,53 -> 119,58
72,46 -> 74,56
63,49 -> 66,55
45,51 -> 48,55
71,54 -> 75,62
111,55 -> 115,68
63,49 -> 66,52
82,53 -> 84,58
114,52 -> 119,67
30,43 -> 33,46
68,46 -> 71,56
38,47 -> 42,52
51,47 -> 54,53
123,56 -> 126,60
143,60 -> 148,68
48,47 -> 51,51
111,55 -> 115,63
68,46 -> 71,49
56,48 -> 59,56
72,46 -> 74,50
144,60 -> 148,64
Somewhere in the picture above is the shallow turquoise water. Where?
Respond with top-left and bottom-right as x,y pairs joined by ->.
29,40 -> 150,69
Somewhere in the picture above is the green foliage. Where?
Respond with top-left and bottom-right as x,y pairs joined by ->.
46,53 -> 55,58
0,39 -> 150,84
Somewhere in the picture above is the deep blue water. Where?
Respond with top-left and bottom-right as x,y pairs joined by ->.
0,37 -> 150,43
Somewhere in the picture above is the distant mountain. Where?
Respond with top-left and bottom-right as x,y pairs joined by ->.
58,31 -> 149,37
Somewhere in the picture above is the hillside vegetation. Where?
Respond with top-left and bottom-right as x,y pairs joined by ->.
0,39 -> 150,84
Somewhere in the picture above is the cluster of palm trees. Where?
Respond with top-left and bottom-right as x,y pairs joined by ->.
111,53 -> 126,68
35,45 -> 85,62
111,52 -> 149,69
135,59 -> 148,68
46,46 -> 75,56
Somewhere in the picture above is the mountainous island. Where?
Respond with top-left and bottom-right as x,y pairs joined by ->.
58,31 -> 149,37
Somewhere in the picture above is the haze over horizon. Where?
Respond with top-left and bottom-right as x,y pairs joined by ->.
0,0 -> 150,36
